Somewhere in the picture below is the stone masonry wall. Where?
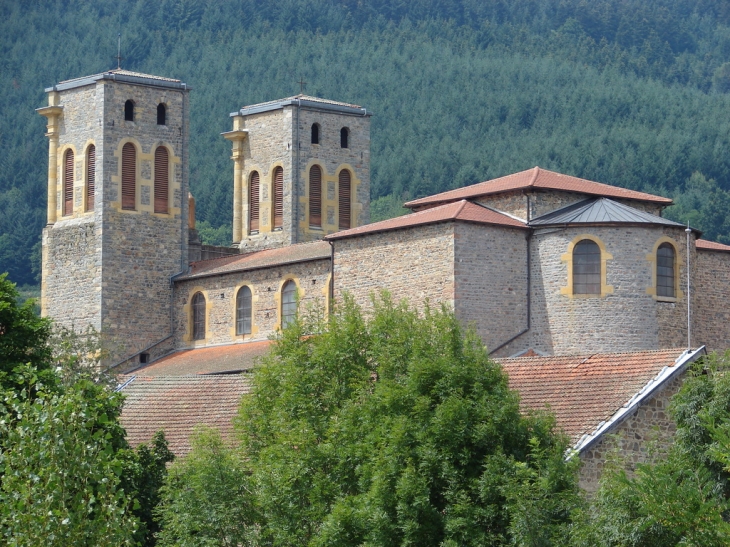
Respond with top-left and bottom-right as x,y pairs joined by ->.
100,80 -> 189,360
453,223 -> 529,354
579,375 -> 683,493
237,108 -> 294,251
694,250 -> 730,352
295,107 -> 370,242
333,223 -> 455,313
42,84 -> 103,328
525,225 -> 690,355
173,258 -> 331,348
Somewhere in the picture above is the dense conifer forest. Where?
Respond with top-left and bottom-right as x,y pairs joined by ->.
3,0 -> 730,286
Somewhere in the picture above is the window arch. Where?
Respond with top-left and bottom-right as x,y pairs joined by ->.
340,127 -> 349,148
573,239 -> 601,295
192,292 -> 206,341
236,286 -> 252,335
281,280 -> 297,328
124,100 -> 134,121
121,142 -> 136,210
63,149 -> 74,216
657,243 -> 676,298
86,145 -> 95,211
273,166 -> 283,230
311,123 -> 320,144
338,169 -> 351,229
157,103 -> 166,125
309,165 -> 322,228
154,146 -> 169,214
249,171 -> 260,233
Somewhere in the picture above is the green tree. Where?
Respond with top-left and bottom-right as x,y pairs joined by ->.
158,294 -> 580,545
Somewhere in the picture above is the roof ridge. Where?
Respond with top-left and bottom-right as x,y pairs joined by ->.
454,199 -> 468,218
528,166 -> 540,186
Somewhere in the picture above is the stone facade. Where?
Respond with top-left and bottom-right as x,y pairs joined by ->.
234,101 -> 370,251
173,259 -> 331,348
694,249 -> 730,352
41,72 -> 189,363
578,376 -> 683,493
332,223 -> 455,312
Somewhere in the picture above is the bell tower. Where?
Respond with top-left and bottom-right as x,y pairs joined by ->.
38,69 -> 190,363
224,95 -> 371,251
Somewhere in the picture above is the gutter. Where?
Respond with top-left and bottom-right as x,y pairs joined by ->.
570,345 -> 707,457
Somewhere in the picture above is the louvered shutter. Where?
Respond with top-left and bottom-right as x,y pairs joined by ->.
64,149 -> 74,216
154,146 -> 169,213
249,171 -> 260,232
309,165 -> 322,227
339,170 -> 351,229
86,145 -> 95,211
273,166 -> 283,229
121,143 -> 136,210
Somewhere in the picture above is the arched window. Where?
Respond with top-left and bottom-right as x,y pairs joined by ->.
249,171 -> 260,233
309,165 -> 322,228
281,280 -> 297,328
154,146 -> 169,214
657,243 -> 676,298
340,127 -> 349,148
63,149 -> 74,216
157,103 -> 166,125
236,286 -> 252,335
124,100 -> 134,121
338,169 -> 351,229
273,166 -> 283,230
573,239 -> 601,295
192,292 -> 206,341
121,143 -> 136,210
86,145 -> 95,212
311,123 -> 320,144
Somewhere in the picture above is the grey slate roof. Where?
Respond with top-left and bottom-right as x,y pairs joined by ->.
529,198 -> 694,230
47,69 -> 189,92
235,94 -> 370,117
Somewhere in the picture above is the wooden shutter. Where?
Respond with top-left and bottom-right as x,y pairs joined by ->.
339,169 -> 351,229
309,165 -> 322,227
249,171 -> 260,232
154,146 -> 169,213
86,145 -> 95,211
121,143 -> 136,210
64,149 -> 74,216
273,166 -> 283,229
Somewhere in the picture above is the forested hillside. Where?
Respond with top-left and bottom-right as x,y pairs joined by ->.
4,0 -> 730,286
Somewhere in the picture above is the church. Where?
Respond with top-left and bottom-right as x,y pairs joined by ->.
37,68 -> 730,491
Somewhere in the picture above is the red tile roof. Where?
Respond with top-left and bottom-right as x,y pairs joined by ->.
119,374 -> 252,456
326,200 -> 526,241
696,239 -> 730,253
404,167 -> 673,209
178,241 -> 330,280
135,341 -> 273,376
498,348 -> 689,443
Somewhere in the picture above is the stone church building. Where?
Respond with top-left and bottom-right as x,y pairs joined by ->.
37,69 -> 730,490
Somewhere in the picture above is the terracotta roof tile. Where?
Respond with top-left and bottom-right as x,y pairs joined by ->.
134,341 -> 273,376
326,200 -> 526,241
497,348 -> 688,443
119,374 -> 252,456
405,167 -> 673,208
178,241 -> 330,280
696,239 -> 730,253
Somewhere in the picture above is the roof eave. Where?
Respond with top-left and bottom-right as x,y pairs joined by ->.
238,98 -> 369,117
325,217 -> 527,241
175,254 -> 331,282
47,72 -> 189,93
529,221 -> 699,234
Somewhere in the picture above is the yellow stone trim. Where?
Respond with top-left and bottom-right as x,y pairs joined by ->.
38,95 -> 62,224
230,282 -> 260,339
110,138 -> 181,216
273,275 -> 305,331
183,287 -> 212,345
560,234 -> 614,298
222,115 -> 248,242
645,236 -> 684,302
298,161 -> 363,237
